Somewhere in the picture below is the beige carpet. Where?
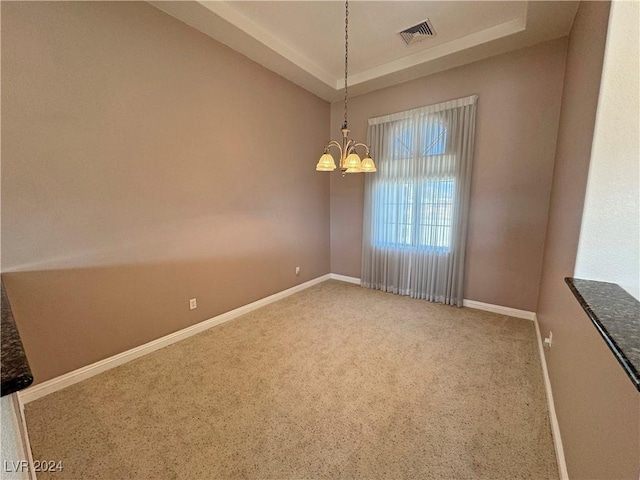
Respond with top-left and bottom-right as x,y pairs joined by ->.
25,280 -> 558,479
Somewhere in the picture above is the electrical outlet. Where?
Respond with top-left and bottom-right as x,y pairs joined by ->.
189,298 -> 197,310
295,266 -> 300,276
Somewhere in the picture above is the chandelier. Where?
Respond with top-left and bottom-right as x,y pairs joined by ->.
316,0 -> 376,175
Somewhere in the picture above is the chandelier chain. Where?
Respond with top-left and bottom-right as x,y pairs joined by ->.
344,0 -> 348,129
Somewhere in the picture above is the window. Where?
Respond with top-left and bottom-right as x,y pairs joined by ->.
373,180 -> 455,250
362,95 -> 477,305
371,119 -> 455,251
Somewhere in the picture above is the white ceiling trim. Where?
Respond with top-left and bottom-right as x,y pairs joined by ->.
149,0 -> 339,100
198,1 -> 336,89
149,1 -> 578,103
195,1 -> 527,93
343,16 -> 527,90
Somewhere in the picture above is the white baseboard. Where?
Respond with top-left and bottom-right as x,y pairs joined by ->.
13,394 -> 36,479
534,315 -> 568,480
19,274 -> 331,404
17,272 -> 564,476
329,273 -> 361,285
18,273 -> 537,404
328,275 -> 536,321
462,299 -> 535,321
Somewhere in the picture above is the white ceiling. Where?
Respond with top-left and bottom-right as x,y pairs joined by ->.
150,1 -> 579,102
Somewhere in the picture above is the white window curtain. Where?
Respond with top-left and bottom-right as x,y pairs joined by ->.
361,95 -> 478,306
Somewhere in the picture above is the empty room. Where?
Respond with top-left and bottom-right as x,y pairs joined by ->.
1,1 -> 638,479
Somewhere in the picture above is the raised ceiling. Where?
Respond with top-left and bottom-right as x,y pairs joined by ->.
150,1 -> 579,102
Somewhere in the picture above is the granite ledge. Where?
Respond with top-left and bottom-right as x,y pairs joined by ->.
565,277 -> 640,392
1,282 -> 33,397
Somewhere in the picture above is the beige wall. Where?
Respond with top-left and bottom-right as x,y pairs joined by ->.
1,2 -> 330,383
329,39 -> 567,312
536,2 -> 640,478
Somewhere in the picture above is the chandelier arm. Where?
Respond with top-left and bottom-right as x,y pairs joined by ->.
351,142 -> 371,156
344,138 -> 356,155
325,140 -> 343,154
325,141 -> 344,167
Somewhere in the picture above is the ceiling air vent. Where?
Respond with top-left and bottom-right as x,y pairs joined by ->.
399,19 -> 436,46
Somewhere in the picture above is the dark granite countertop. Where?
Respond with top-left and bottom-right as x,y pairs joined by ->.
566,277 -> 640,392
1,282 -> 33,396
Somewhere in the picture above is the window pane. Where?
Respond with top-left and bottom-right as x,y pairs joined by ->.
422,122 -> 447,156
416,179 -> 454,249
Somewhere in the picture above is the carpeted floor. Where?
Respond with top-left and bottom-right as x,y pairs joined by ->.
25,280 -> 558,479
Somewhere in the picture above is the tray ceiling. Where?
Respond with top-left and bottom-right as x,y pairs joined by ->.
149,1 -> 579,102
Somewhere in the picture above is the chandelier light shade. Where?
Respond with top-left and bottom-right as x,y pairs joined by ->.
316,0 -> 376,176
316,153 -> 337,171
